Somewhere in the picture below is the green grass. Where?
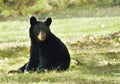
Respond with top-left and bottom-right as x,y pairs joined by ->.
0,16 -> 120,83
1,17 -> 120,42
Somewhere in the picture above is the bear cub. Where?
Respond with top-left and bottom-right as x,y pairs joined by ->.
8,16 -> 70,73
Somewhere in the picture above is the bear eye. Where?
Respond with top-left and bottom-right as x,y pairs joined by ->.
37,28 -> 40,33
33,27 -> 40,35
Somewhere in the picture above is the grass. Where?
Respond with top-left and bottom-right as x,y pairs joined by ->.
0,17 -> 120,42
0,16 -> 120,83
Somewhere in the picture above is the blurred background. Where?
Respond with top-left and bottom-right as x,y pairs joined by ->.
0,0 -> 120,20
0,1 -> 120,83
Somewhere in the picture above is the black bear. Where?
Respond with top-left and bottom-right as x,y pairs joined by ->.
8,16 -> 70,73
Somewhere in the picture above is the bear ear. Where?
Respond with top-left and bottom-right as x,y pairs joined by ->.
30,16 -> 37,26
45,17 -> 52,27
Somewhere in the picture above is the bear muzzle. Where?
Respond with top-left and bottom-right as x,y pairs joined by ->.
38,31 -> 46,41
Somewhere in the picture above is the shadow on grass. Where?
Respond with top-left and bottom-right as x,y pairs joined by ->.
71,51 -> 120,78
0,46 -> 29,58
85,63 -> 120,76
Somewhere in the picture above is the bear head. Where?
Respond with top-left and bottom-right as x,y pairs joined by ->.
30,16 -> 52,42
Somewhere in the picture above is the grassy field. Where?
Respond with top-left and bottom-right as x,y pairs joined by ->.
0,16 -> 120,84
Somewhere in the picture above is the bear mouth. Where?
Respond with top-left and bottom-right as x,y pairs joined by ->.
38,35 -> 46,41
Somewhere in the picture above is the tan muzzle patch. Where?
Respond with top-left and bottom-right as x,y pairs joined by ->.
38,31 -> 46,41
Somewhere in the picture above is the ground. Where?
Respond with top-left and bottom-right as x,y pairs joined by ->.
0,16 -> 120,83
